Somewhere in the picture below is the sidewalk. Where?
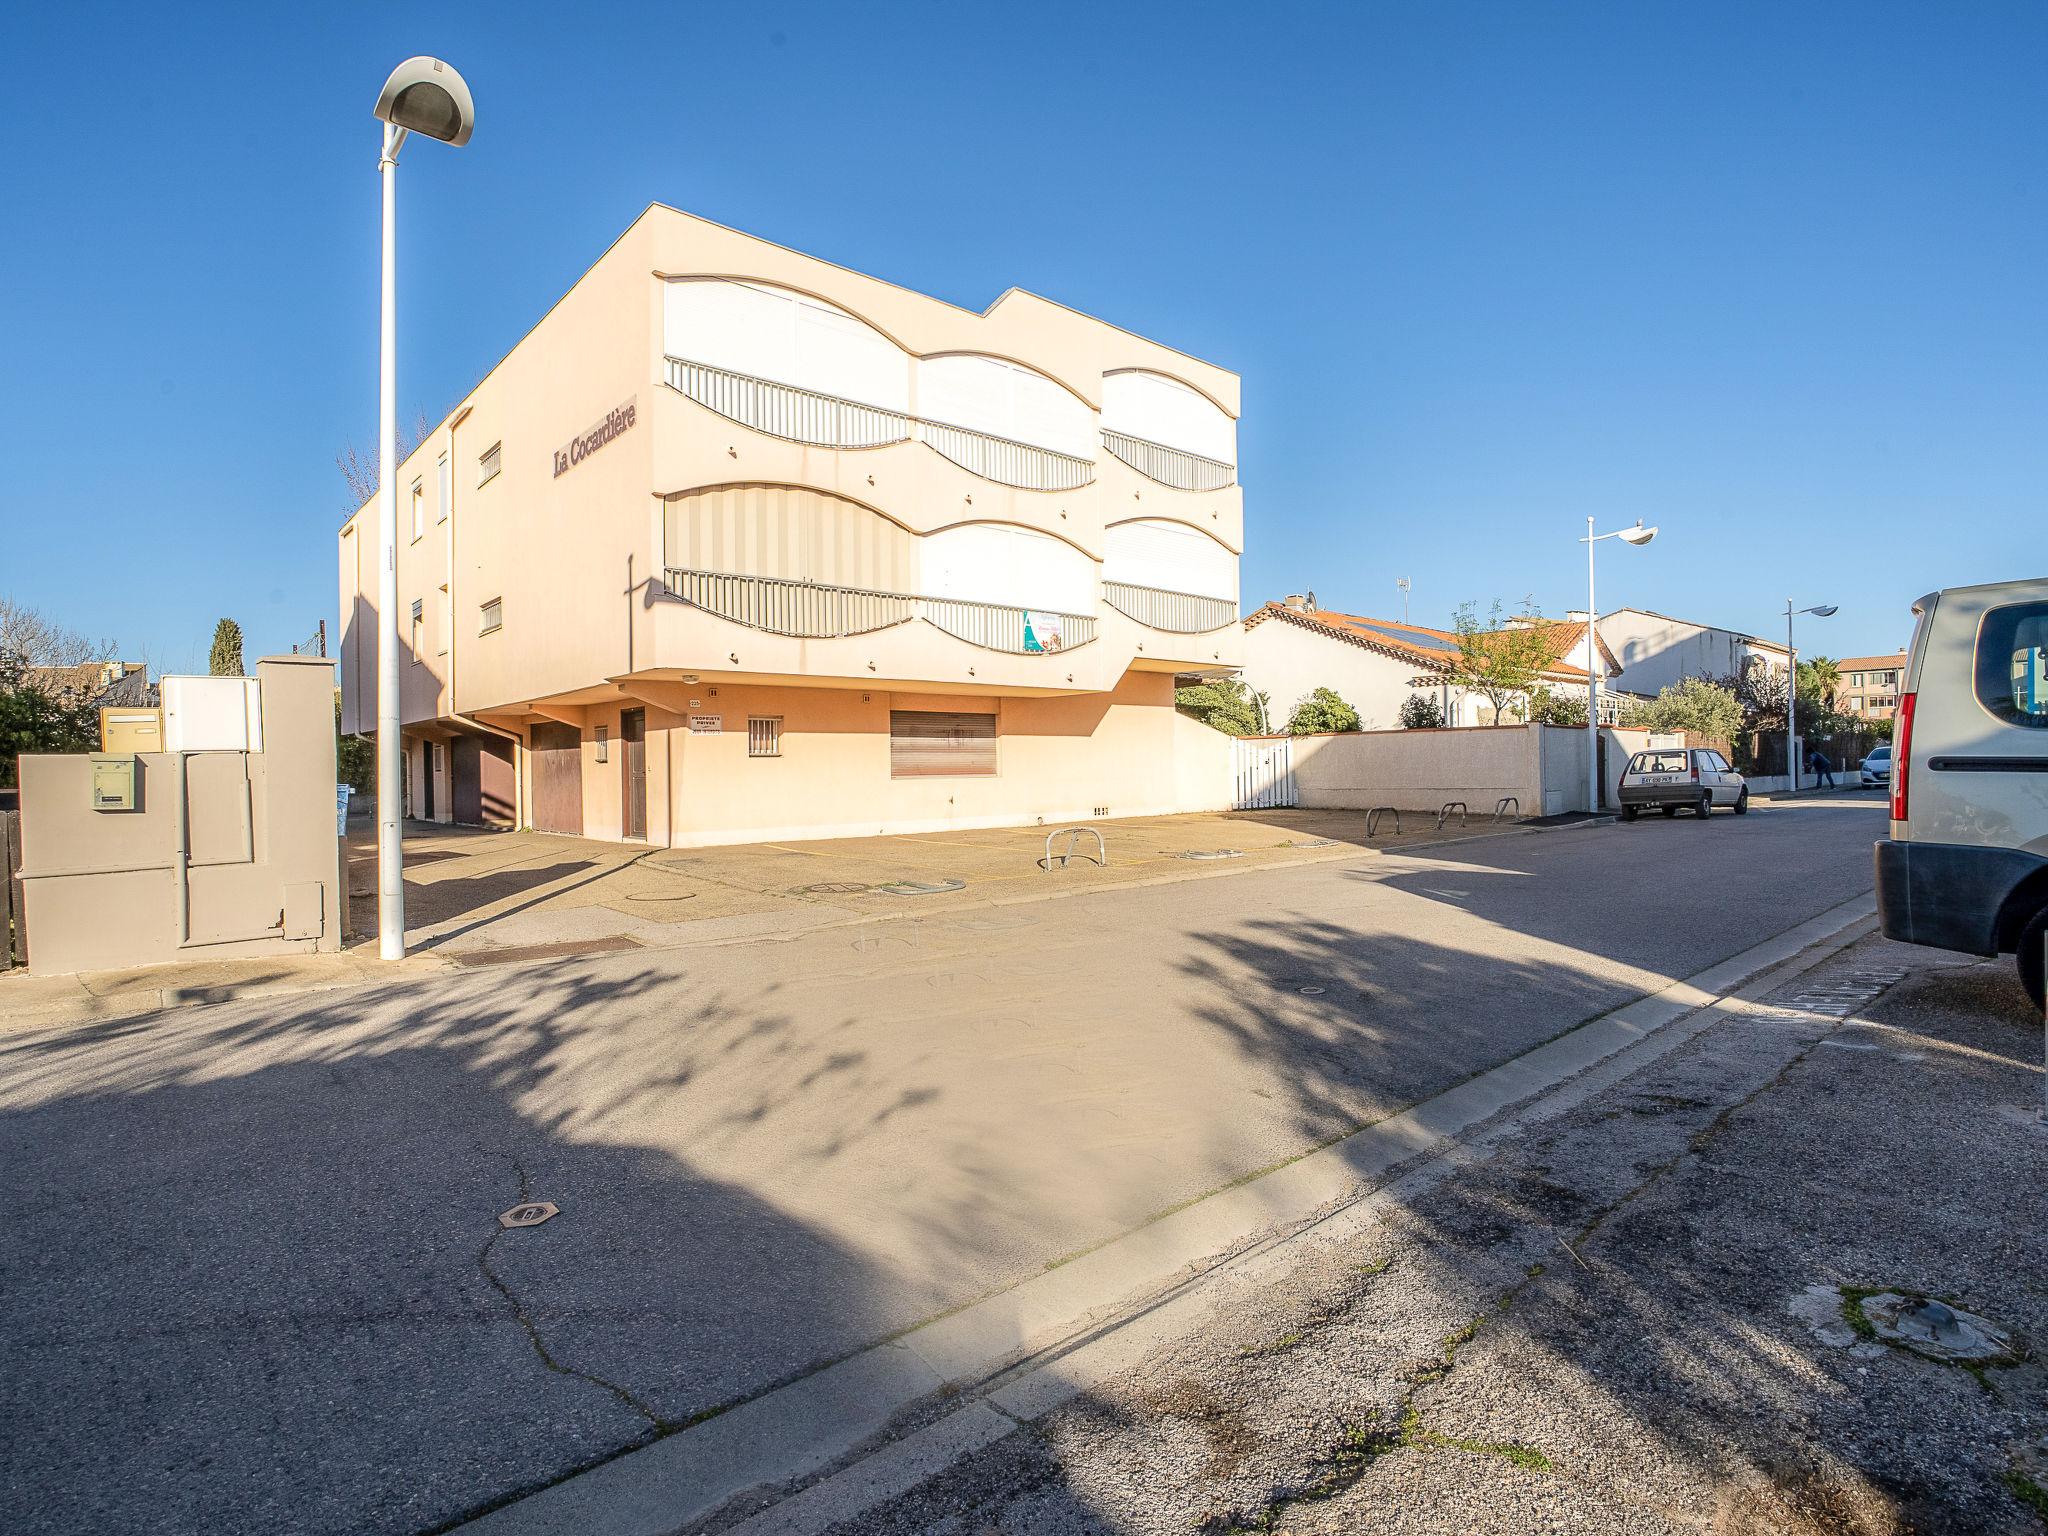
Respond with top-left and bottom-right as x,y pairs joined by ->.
712,933 -> 2048,1534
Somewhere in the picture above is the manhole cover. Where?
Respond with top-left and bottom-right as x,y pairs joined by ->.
1855,1292 -> 2019,1363
795,881 -> 874,895
873,879 -> 966,896
622,890 -> 699,904
1297,985 -> 1327,996
1176,849 -> 1243,860
497,1201 -> 560,1230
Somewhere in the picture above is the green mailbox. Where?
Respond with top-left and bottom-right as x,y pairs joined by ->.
90,755 -> 137,812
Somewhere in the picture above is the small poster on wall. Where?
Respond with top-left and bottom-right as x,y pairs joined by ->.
1022,612 -> 1063,654
688,715 -> 722,733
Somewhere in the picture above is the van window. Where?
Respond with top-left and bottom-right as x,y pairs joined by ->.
1629,751 -> 1689,774
1976,602 -> 2048,728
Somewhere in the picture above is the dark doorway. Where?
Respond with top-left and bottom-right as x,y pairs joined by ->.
451,735 -> 516,828
422,742 -> 436,820
529,721 -> 583,835
620,708 -> 647,841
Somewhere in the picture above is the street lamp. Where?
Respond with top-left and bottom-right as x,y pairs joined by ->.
372,57 -> 476,960
1785,600 -> 1838,793
1581,518 -> 1656,815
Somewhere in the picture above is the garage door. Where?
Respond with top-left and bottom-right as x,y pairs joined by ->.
452,735 -> 517,828
529,722 -> 583,835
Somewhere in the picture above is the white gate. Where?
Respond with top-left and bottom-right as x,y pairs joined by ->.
1231,736 -> 1296,809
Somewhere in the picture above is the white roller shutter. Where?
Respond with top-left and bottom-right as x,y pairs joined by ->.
1102,370 -> 1235,464
1103,519 -> 1237,599
664,279 -> 908,411
924,524 -> 1095,611
918,355 -> 1094,457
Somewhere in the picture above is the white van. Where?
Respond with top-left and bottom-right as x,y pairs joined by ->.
1875,578 -> 2048,1007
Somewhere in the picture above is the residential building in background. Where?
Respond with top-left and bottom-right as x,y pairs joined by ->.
1595,607 -> 1790,696
1835,651 -> 1907,718
337,205 -> 1244,845
1241,597 -> 1625,728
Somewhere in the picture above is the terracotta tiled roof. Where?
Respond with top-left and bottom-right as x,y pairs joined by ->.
1832,652 -> 1907,672
1245,603 -> 1620,680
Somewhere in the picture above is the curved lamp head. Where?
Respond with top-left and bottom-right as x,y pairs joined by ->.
375,57 -> 475,146
1617,521 -> 1657,546
1803,604 -> 1839,618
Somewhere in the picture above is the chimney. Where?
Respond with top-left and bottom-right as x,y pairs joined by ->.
1283,593 -> 1314,611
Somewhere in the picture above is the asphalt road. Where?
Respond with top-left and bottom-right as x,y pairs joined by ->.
0,797 -> 1886,1536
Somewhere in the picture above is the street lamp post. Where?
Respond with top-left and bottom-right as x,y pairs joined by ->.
1784,600 -> 1838,794
371,58 -> 476,960
1581,518 -> 1657,814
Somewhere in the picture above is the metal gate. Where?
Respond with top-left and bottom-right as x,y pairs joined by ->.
1231,736 -> 1296,809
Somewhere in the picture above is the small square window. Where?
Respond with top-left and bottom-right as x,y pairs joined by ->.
595,725 -> 609,763
479,597 -> 502,634
478,442 -> 502,487
748,716 -> 782,758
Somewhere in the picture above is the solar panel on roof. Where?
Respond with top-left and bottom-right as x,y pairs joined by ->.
1341,617 -> 1459,655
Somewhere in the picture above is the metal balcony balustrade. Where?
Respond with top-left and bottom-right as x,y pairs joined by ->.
1100,580 -> 1239,634
663,356 -> 1097,493
665,568 -> 1098,654
1100,428 -> 1237,492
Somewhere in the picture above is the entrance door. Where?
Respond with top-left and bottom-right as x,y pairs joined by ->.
452,736 -> 517,828
422,742 -> 435,820
620,708 -> 647,841
529,721 -> 584,835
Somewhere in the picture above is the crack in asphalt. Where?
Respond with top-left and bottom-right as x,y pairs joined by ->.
476,1155 -> 671,1434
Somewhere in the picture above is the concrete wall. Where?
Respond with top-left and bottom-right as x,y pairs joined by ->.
1287,723 -> 1652,819
16,658 -> 343,975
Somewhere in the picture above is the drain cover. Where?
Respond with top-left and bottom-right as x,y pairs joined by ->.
1857,1292 -> 2018,1363
498,1202 -> 560,1230
1177,849 -> 1243,860
1297,985 -> 1327,996
873,879 -> 966,896
795,881 -> 873,895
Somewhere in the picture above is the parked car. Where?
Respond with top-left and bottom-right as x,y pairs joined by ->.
1619,747 -> 1748,820
1874,578 -> 2048,1009
1859,745 -> 1893,788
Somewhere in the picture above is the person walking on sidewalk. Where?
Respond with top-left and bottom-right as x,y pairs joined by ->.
1808,748 -> 1836,789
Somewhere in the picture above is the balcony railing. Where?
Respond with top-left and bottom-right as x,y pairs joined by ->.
916,419 -> 1095,493
663,356 -> 1095,492
1101,429 -> 1237,492
1101,580 -> 1239,634
664,357 -> 911,449
666,568 -> 1096,654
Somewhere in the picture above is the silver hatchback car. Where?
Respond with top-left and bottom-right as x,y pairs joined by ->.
1618,747 -> 1749,820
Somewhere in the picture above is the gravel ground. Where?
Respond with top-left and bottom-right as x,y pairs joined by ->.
830,935 -> 2048,1535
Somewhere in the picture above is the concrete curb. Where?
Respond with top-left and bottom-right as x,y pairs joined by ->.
450,892 -> 1879,1536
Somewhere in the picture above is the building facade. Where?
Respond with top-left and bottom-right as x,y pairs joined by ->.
337,205 -> 1243,846
1240,599 -> 1624,728
1596,607 -> 1790,697
1834,652 -> 1907,719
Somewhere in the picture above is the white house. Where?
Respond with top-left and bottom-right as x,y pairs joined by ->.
1240,597 -> 1625,729
1597,607 -> 1789,697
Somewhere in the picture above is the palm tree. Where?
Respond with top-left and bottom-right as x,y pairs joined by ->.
1807,655 -> 1841,711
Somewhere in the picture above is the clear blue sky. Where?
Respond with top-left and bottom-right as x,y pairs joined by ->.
4,1 -> 2041,673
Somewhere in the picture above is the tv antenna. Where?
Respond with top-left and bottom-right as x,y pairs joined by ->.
1396,576 -> 1411,624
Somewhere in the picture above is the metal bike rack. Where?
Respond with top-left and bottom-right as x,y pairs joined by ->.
1041,826 -> 1108,873
1493,796 -> 1519,823
1436,801 -> 1468,831
1365,806 -> 1402,837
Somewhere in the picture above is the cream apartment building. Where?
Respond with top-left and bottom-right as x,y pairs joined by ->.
337,204 -> 1244,846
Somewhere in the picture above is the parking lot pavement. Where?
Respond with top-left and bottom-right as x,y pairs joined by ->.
830,933 -> 2048,1536
2,799 -> 1889,1535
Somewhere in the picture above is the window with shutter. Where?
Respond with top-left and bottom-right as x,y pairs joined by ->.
889,711 -> 997,778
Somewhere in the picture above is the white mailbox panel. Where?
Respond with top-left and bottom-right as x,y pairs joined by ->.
162,676 -> 264,753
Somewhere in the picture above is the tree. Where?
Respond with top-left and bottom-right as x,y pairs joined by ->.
1805,655 -> 1841,712
1286,687 -> 1361,734
0,649 -> 98,786
335,688 -> 373,792
0,597 -> 113,669
1623,676 -> 1744,742
209,619 -> 245,677
1175,677 -> 1270,736
1527,686 -> 1587,727
1445,599 -> 1557,725
337,410 -> 433,511
1398,693 -> 1445,729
